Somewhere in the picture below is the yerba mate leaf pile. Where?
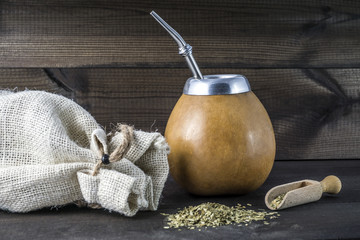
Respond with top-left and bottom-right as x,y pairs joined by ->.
270,193 -> 286,209
162,202 -> 279,229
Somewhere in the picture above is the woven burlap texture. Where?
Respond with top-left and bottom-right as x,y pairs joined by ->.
0,90 -> 169,216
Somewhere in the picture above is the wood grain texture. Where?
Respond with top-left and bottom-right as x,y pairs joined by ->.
0,160 -> 359,240
1,68 -> 359,160
0,68 -> 72,98
0,0 -> 359,68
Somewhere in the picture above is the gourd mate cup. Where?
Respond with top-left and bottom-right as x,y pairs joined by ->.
151,12 -> 276,196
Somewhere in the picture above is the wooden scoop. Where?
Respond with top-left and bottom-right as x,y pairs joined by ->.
265,175 -> 342,210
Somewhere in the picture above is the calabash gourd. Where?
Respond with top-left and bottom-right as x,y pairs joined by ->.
151,11 -> 276,195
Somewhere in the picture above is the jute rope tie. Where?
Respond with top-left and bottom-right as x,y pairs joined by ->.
75,124 -> 134,209
91,124 -> 134,176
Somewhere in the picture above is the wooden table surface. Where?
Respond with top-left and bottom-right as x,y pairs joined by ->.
0,160 -> 359,240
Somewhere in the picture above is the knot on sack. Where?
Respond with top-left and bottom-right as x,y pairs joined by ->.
91,124 -> 134,176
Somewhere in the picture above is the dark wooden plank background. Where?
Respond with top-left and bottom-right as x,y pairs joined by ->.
0,0 -> 359,160
1,0 -> 360,68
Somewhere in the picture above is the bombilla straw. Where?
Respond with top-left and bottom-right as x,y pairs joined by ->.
150,11 -> 203,79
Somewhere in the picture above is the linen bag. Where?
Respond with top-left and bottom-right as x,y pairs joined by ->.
0,90 -> 169,216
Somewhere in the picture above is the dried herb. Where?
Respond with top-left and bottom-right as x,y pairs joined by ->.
270,193 -> 286,209
162,202 -> 279,229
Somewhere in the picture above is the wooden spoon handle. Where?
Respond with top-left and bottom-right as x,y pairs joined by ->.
320,175 -> 342,194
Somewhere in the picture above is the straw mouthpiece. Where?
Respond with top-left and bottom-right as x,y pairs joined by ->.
150,11 -> 203,79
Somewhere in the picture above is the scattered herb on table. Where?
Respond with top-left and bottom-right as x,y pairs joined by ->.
162,202 -> 279,229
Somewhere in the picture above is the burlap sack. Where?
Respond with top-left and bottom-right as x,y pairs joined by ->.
0,90 -> 169,216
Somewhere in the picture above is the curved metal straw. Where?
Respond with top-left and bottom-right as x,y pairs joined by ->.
150,11 -> 203,79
